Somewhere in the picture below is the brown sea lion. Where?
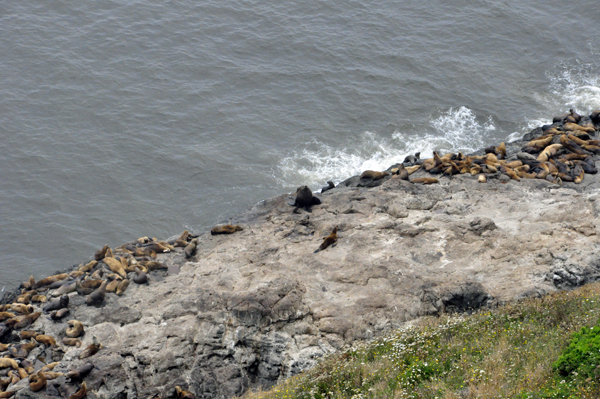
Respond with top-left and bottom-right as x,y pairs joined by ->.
40,362 -> 59,372
537,144 -> 562,162
13,312 -> 41,329
94,244 -> 110,260
62,337 -> 82,347
116,279 -> 130,296
85,281 -> 107,306
211,225 -> 244,235
29,371 -> 46,392
0,312 -> 15,321
41,371 -> 63,380
168,230 -> 190,246
19,330 -> 37,339
31,295 -> 47,303
79,260 -> 97,273
66,363 -> 94,381
360,170 -> 390,180
50,308 -> 70,321
0,359 -> 19,369
176,386 -> 196,399
79,337 -> 102,359
103,257 -> 127,279
66,320 -> 84,338
0,391 -> 15,398
11,304 -> 33,315
68,382 -> 87,399
411,177 -> 439,184
34,273 -> 68,289
105,279 -> 120,293
314,227 -> 337,253
184,238 -> 199,259
35,335 -> 57,347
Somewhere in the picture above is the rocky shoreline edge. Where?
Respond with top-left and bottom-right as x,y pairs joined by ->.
2,109 -> 600,399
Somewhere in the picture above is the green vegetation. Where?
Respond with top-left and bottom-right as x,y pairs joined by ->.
242,283 -> 600,399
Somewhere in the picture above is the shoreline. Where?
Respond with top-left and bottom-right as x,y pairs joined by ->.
2,109 -> 600,398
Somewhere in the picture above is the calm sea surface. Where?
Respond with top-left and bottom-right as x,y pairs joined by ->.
1,0 -> 599,290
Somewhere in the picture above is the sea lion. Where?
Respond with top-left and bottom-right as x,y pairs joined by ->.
75,280 -> 94,296
85,281 -> 107,306
40,362 -> 60,372
403,152 -> 420,165
62,337 -> 82,347
79,337 -> 102,359
0,392 -> 15,398
405,165 -> 421,175
41,371 -> 63,380
139,261 -> 168,271
168,230 -> 190,246
94,244 -> 110,261
13,312 -> 41,329
69,270 -> 84,278
184,238 -> 199,259
288,185 -> 322,212
22,276 -> 36,290
43,295 -> 69,313
50,308 -> 70,320
591,110 -> 600,125
105,279 -> 120,293
0,312 -> 15,321
314,227 -> 337,253
478,174 -> 487,183
66,320 -> 84,338
114,279 -> 129,296
133,269 -> 148,285
29,371 -> 46,392
211,225 -> 244,235
320,180 -> 335,193
68,382 -> 87,399
142,241 -> 172,253
537,144 -> 562,162
360,170 -> 390,180
35,335 -> 57,347
79,260 -> 97,273
103,257 -> 127,279
11,304 -> 33,315
31,295 -> 47,303
66,363 -> 94,381
176,386 -> 196,399
81,279 -> 103,289
0,359 -> 19,369
411,177 -> 439,184
19,330 -> 37,339
34,273 -> 68,289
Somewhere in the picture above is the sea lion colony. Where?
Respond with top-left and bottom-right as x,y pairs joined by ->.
0,228 -> 223,398
1,109 -> 599,398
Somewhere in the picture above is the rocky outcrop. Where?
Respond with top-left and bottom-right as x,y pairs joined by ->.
4,114 -> 600,398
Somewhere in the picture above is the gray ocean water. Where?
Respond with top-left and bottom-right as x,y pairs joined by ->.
1,0 -> 599,290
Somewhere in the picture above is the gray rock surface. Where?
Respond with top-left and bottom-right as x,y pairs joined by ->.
5,129 -> 600,398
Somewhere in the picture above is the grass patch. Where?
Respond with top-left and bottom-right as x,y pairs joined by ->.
241,283 -> 600,399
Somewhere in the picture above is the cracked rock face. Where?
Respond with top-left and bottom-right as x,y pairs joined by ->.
5,158 -> 600,398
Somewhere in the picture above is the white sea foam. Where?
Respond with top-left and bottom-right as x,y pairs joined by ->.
277,106 -> 496,189
531,61 -> 600,128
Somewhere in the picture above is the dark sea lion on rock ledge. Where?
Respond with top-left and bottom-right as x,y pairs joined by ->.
287,185 -> 322,212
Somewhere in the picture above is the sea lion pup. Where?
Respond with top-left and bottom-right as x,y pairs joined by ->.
50,308 -> 70,321
79,336 -> 102,359
314,227 -> 337,253
34,273 -> 68,289
133,268 -> 148,285
35,334 -> 57,347
411,177 -> 439,184
184,238 -> 199,259
68,382 -> 87,399
116,279 -> 130,296
288,185 -> 322,212
29,371 -> 47,392
85,281 -> 107,306
66,362 -> 94,382
320,180 -> 335,193
176,386 -> 197,399
43,295 -> 69,313
102,256 -> 127,279
211,224 -> 244,235
13,312 -> 41,329
62,337 -> 82,347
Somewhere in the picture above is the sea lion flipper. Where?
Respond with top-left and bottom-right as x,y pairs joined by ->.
303,205 -> 312,213
311,196 -> 322,205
